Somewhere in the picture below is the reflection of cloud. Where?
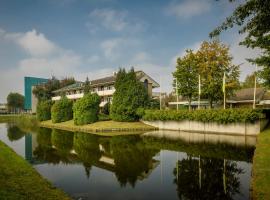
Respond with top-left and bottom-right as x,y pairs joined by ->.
165,0 -> 211,19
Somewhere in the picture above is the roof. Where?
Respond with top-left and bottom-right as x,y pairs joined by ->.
228,88 -> 266,103
53,82 -> 84,93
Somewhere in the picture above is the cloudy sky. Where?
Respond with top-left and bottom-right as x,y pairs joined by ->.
0,0 -> 260,102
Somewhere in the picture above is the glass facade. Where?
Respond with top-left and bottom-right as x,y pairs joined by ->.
24,77 -> 48,110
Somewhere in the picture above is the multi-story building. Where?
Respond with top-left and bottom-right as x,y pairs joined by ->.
52,71 -> 160,106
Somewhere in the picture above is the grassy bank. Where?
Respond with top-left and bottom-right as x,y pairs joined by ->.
40,119 -> 156,136
0,141 -> 70,200
252,125 -> 270,200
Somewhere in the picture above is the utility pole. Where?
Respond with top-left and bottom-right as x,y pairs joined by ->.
160,76 -> 162,110
223,72 -> 226,109
198,74 -> 201,110
253,65 -> 257,109
176,78 -> 179,110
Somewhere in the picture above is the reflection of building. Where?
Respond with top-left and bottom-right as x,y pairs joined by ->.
24,77 -> 48,113
0,103 -> 8,114
52,71 -> 159,107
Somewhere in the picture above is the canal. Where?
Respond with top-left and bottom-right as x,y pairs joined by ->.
0,123 -> 256,200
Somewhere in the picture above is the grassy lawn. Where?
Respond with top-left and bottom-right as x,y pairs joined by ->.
40,119 -> 156,136
0,141 -> 70,200
253,125 -> 270,200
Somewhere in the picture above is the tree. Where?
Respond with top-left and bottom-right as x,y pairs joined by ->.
73,93 -> 100,125
7,92 -> 24,113
110,68 -> 149,121
173,50 -> 199,111
241,72 -> 262,89
196,40 -> 240,108
36,100 -> 52,121
210,0 -> 270,88
51,96 -> 73,123
84,77 -> 90,94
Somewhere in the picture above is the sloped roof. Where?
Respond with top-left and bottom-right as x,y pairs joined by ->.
262,91 -> 270,100
228,88 -> 266,102
53,82 -> 84,93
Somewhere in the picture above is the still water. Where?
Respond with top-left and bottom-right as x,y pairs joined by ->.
0,123 -> 256,200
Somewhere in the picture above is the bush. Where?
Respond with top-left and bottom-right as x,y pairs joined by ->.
73,93 -> 100,125
36,100 -> 52,121
98,113 -> 111,121
51,97 -> 73,123
142,108 -> 265,124
101,102 -> 110,115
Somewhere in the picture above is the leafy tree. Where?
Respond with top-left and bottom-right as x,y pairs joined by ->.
101,102 -> 110,115
173,50 -> 199,111
59,77 -> 75,88
241,72 -> 262,89
84,77 -> 90,94
51,96 -> 73,123
7,92 -> 24,113
110,68 -> 149,121
73,93 -> 100,125
196,41 -> 240,108
36,100 -> 52,121
210,0 -> 270,88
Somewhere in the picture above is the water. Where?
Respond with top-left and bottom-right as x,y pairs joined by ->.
0,123 -> 256,200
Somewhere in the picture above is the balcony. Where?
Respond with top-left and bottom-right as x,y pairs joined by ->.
96,89 -> 115,96
52,93 -> 84,101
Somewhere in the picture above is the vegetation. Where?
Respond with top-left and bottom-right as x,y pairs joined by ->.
101,102 -> 110,115
173,50 -> 198,110
37,100 -> 52,121
110,68 -> 149,122
0,141 -> 70,200
252,125 -> 270,200
73,93 -> 100,125
241,72 -> 262,89
51,97 -> 73,123
84,77 -> 90,94
33,76 -> 75,101
210,0 -> 270,88
7,92 -> 24,113
142,108 -> 265,124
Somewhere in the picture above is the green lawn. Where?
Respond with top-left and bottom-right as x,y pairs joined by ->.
253,125 -> 270,200
40,119 -> 156,136
0,141 -> 70,200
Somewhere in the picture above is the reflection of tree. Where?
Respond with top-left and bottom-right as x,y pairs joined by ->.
173,155 -> 243,200
73,133 -> 101,178
7,124 -> 26,141
110,135 -> 158,187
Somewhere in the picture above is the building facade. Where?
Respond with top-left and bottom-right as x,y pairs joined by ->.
52,71 -> 160,106
24,77 -> 48,112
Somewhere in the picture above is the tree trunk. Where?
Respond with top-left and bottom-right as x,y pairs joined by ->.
209,98 -> 213,109
188,98 -> 192,111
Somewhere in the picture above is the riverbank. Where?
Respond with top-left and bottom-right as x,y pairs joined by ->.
252,125 -> 270,200
0,141 -> 70,200
40,119 -> 156,136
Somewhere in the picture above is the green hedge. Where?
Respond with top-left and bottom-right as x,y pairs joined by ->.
73,93 -> 100,125
36,100 -> 52,121
51,97 -> 73,123
142,108 -> 265,124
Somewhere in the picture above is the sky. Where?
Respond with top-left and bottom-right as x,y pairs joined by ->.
0,0 -> 261,102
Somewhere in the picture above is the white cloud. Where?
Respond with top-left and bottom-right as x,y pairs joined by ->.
87,8 -> 144,33
166,0 -> 211,19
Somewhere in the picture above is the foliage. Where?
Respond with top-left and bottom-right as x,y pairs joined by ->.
142,108 -> 265,124
73,93 -> 100,125
173,50 -> 199,110
7,124 -> 26,141
147,98 -> 160,109
7,92 -> 24,112
98,113 -> 111,121
84,77 -> 90,94
110,68 -> 149,122
210,0 -> 270,88
101,102 -> 110,115
36,100 -> 52,121
51,97 -> 73,123
33,76 -> 75,101
196,40 -> 240,107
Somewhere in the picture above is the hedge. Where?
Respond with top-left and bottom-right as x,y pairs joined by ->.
51,97 -> 73,123
73,93 -> 100,125
36,100 -> 52,121
142,108 -> 265,124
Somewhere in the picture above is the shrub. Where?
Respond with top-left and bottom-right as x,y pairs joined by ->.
142,108 -> 265,124
36,100 -> 52,121
51,97 -> 73,123
98,113 -> 111,121
101,102 -> 110,115
73,93 -> 100,125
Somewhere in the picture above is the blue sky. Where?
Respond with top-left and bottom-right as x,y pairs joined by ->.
0,0 -> 260,102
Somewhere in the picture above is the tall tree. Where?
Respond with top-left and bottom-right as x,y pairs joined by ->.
173,50 -> 198,111
210,0 -> 270,88
84,77 -> 90,94
7,92 -> 24,113
197,40 -> 240,108
241,72 -> 262,89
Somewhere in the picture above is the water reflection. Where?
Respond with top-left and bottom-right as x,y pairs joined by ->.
0,123 -> 255,200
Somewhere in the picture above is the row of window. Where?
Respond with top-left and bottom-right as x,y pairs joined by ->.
65,85 -> 115,95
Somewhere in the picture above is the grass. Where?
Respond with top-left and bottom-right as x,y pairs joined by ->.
40,119 -> 156,136
252,124 -> 270,200
0,141 -> 70,200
